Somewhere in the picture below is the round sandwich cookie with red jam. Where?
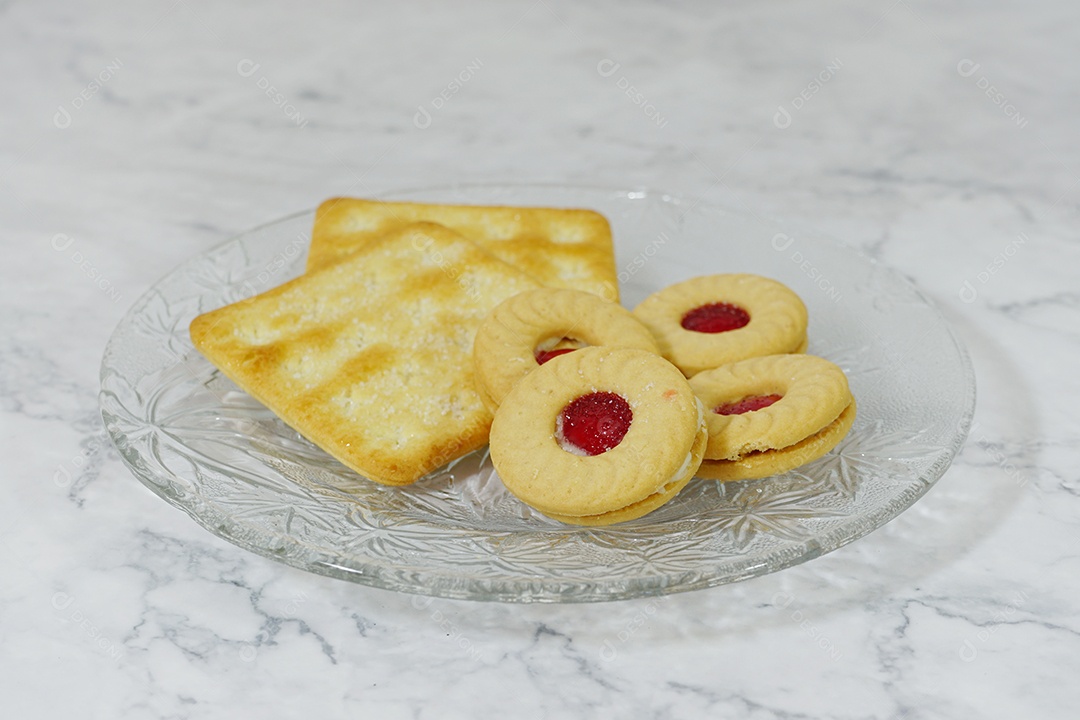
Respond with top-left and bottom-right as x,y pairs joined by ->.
473,288 -> 659,413
632,274 -> 808,377
688,354 -> 855,481
489,346 -> 707,526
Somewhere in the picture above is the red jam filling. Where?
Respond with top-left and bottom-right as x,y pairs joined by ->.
681,303 -> 750,333
559,392 -> 633,456
714,394 -> 782,416
534,348 -> 577,365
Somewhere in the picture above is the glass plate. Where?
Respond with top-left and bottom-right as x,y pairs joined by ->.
99,184 -> 975,603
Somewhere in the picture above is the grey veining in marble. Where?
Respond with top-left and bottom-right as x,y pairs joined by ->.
4,0 -> 1080,718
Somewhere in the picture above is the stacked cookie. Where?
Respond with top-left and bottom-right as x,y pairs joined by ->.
632,275 -> 855,481
479,276 -> 854,525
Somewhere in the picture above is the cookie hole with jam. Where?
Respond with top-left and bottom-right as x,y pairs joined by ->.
534,336 -> 588,365
680,303 -> 750,333
555,392 -> 633,456
713,394 -> 783,416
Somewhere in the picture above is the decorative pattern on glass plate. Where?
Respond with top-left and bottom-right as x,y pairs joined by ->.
100,185 -> 975,602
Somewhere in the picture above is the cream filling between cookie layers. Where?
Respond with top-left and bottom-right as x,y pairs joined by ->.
661,399 -> 705,491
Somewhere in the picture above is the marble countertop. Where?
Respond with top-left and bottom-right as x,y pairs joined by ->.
5,0 -> 1078,717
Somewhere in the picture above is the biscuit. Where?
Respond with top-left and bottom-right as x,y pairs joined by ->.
472,288 -> 660,413
190,222 -> 540,486
633,274 -> 808,376
489,347 -> 707,526
309,197 -> 619,300
688,354 -> 855,481
695,402 -> 855,481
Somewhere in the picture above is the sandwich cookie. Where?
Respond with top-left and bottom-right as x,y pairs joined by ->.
633,274 -> 808,376
489,347 -> 707,526
688,354 -> 855,481
473,288 -> 660,413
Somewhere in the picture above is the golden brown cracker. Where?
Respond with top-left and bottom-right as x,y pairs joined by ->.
190,222 -> 540,486
310,197 -> 618,299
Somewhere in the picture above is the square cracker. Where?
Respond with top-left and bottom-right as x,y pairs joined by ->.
190,222 -> 541,486
308,197 -> 618,300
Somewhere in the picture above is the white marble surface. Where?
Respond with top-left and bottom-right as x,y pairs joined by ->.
4,0 -> 1079,717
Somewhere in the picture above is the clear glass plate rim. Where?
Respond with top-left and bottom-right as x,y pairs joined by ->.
99,184 -> 977,603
